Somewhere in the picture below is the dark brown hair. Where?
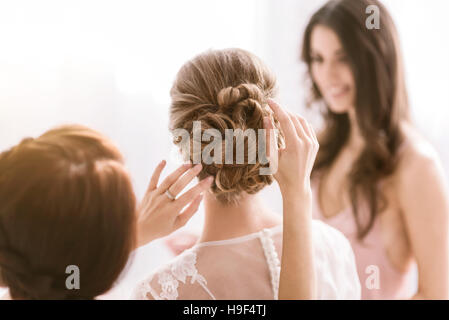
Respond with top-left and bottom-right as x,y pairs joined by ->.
301,0 -> 410,238
170,48 -> 283,205
0,125 -> 136,299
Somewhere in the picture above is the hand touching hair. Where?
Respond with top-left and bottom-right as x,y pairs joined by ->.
169,49 -> 284,205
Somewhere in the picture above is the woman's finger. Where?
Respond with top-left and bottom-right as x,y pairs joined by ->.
147,160 -> 167,191
157,163 -> 192,194
263,117 -> 273,158
175,176 -> 214,208
174,194 -> 203,229
287,111 -> 308,142
308,120 -> 319,145
296,115 -> 313,141
168,163 -> 203,198
267,99 -> 298,148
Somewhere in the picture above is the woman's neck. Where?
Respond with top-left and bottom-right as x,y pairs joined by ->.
198,192 -> 282,243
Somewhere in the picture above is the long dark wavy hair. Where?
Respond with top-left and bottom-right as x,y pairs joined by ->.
301,0 -> 410,239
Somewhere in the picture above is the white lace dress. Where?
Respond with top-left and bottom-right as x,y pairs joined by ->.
131,220 -> 361,300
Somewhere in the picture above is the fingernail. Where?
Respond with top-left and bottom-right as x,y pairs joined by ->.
183,163 -> 192,168
194,163 -> 203,171
206,176 -> 214,184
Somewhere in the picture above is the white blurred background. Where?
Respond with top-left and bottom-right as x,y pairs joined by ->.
0,0 -> 448,298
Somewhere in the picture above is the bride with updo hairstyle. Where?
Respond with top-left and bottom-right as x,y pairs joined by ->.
133,48 -> 361,300
172,80 -> 280,204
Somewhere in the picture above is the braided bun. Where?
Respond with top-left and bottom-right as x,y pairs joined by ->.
170,49 -> 283,205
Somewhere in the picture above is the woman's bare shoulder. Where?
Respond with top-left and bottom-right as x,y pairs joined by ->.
396,123 -> 441,179
393,122 -> 446,201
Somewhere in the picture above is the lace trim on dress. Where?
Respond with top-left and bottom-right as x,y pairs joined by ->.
152,250 -> 216,300
258,228 -> 281,300
134,276 -> 161,300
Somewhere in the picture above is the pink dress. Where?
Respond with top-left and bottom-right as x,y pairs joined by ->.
311,178 -> 417,299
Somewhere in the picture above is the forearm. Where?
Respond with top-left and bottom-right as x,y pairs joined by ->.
278,188 -> 316,300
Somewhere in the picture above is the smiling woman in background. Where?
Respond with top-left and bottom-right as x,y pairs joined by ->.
301,0 -> 449,299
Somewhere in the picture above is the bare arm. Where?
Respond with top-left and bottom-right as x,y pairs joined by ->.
266,100 -> 318,300
397,147 -> 449,299
279,188 -> 315,299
